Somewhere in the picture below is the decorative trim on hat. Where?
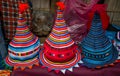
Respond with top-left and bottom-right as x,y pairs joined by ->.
39,49 -> 81,74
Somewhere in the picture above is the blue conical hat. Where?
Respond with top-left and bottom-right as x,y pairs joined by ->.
81,13 -> 118,68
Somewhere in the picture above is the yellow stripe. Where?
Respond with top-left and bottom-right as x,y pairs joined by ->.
49,35 -> 70,42
10,56 -> 38,62
16,29 -> 29,33
13,35 -> 34,42
55,23 -> 65,26
52,30 -> 67,34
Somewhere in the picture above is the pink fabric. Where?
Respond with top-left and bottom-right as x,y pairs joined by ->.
61,0 -> 99,44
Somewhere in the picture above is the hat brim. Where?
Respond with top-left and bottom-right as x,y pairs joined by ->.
5,56 -> 39,67
39,49 -> 81,70
82,47 -> 118,68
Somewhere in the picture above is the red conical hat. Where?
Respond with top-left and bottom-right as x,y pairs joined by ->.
39,2 -> 82,74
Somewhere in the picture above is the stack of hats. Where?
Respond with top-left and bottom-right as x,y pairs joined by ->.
39,2 -> 82,73
105,21 -> 120,61
105,24 -> 120,41
81,5 -> 118,68
5,3 -> 40,70
116,32 -> 120,51
114,31 -> 120,60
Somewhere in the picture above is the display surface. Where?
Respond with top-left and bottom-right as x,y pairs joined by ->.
11,63 -> 120,76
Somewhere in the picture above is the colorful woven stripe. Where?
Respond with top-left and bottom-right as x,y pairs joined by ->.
46,10 -> 74,49
8,46 -> 39,57
6,56 -> 39,67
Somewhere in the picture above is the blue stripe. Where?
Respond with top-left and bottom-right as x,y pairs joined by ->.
51,32 -> 69,36
9,51 -> 39,61
15,31 -> 31,36
9,39 -> 40,52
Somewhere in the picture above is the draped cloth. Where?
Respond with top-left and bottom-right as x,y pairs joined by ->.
61,0 -> 99,44
0,0 -> 32,40
87,4 -> 109,30
0,22 -> 7,59
0,13 -> 7,69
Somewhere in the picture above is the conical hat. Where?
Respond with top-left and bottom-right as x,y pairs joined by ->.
81,12 -> 118,68
39,2 -> 82,73
5,3 -> 40,70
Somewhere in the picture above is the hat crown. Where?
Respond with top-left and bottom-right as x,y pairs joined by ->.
82,13 -> 111,52
81,11 -> 118,68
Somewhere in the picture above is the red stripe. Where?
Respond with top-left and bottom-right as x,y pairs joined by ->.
50,33 -> 70,39
10,36 -> 38,47
46,39 -> 74,48
5,56 -> 39,67
53,27 -> 67,30
18,19 -> 26,22
57,12 -> 62,14
16,26 -> 28,30
56,20 -> 64,22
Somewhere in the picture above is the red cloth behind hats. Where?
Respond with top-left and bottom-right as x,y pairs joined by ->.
87,4 -> 109,31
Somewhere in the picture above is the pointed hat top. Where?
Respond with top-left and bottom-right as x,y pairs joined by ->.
56,2 -> 65,10
19,3 -> 29,14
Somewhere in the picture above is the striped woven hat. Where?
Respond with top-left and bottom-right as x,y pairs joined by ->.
5,3 -> 40,70
81,11 -> 118,68
39,2 -> 82,74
